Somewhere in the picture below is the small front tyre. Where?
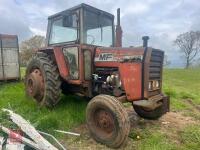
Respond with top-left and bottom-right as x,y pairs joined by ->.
86,95 -> 130,148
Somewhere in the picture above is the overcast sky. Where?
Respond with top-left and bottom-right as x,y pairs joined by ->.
0,0 -> 200,67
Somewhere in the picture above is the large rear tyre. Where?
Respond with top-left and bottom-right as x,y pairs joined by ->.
25,52 -> 61,107
86,95 -> 130,148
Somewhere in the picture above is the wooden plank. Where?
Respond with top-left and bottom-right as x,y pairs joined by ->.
3,109 -> 58,150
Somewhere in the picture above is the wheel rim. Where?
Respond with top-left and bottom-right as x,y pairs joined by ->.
94,108 -> 115,138
26,68 -> 44,102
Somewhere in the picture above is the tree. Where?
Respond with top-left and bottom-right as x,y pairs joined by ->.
20,35 -> 45,66
174,31 -> 200,68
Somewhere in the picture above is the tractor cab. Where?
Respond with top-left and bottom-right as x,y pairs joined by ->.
46,3 -> 114,47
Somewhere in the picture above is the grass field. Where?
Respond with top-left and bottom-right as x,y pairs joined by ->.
164,69 -> 200,118
0,69 -> 200,149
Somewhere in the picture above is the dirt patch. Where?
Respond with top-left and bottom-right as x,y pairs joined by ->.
61,110 -> 198,149
61,124 -> 111,150
158,111 -> 198,145
159,111 -> 197,129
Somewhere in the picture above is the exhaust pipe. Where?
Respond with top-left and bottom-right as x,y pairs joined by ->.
142,36 -> 149,47
117,8 -> 120,27
115,8 -> 122,47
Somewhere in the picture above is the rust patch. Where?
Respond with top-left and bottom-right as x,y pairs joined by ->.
93,109 -> 115,139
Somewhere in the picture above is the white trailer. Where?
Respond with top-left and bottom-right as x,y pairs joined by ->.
0,34 -> 20,81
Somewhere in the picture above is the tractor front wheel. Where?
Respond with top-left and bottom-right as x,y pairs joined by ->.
86,95 -> 130,148
25,52 -> 61,107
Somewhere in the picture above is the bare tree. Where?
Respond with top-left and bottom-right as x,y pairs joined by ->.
174,31 -> 200,68
20,35 -> 45,66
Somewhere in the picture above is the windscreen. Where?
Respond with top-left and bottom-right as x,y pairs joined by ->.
83,10 -> 113,47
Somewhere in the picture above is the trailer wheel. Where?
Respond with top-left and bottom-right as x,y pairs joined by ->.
86,95 -> 130,148
133,104 -> 163,119
25,52 -> 61,107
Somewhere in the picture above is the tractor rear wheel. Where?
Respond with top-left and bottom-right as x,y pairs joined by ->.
86,95 -> 130,148
25,52 -> 61,107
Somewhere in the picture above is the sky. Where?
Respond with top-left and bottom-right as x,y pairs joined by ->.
0,0 -> 200,67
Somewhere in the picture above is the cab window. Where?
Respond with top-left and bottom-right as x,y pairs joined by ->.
83,10 -> 113,47
49,14 -> 78,44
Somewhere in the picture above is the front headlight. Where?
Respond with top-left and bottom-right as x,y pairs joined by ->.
149,80 -> 160,90
148,81 -> 153,90
155,81 -> 160,88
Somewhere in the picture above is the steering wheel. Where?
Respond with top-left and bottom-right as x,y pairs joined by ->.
87,34 -> 95,45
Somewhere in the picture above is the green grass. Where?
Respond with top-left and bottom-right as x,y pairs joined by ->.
134,124 -> 200,150
137,132 -> 175,150
129,126 -> 177,150
0,82 -> 87,135
163,69 -> 200,111
0,68 -> 200,149
179,125 -> 200,150
20,67 -> 26,78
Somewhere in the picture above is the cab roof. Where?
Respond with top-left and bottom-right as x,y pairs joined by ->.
48,3 -> 114,19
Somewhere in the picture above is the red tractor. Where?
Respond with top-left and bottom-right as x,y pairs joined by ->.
25,3 -> 169,148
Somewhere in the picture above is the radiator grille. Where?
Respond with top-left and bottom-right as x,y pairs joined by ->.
148,49 -> 164,96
